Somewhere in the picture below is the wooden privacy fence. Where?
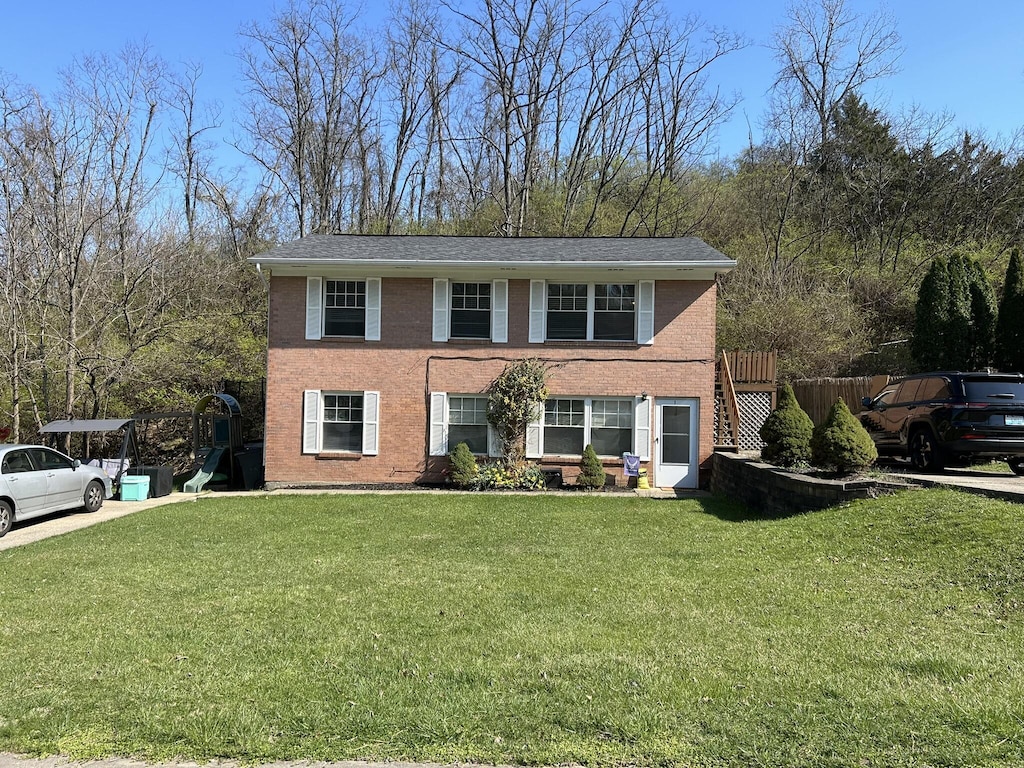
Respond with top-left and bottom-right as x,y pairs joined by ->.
790,376 -> 890,426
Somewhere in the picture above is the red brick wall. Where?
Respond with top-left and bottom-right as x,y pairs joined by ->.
264,276 -> 718,487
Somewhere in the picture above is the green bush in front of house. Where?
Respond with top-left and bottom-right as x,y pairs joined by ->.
448,442 -> 479,488
471,463 -> 545,490
811,398 -> 878,473
759,382 -> 814,467
577,444 -> 607,488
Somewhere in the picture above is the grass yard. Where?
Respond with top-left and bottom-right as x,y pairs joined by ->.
0,490 -> 1023,767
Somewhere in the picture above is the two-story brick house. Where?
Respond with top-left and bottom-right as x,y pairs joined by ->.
251,235 -> 735,489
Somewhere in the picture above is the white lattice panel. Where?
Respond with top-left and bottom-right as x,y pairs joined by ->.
738,391 -> 772,452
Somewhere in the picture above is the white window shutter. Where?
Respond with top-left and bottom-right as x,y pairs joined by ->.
365,278 -> 381,341
429,392 -> 448,456
634,397 -> 651,461
528,280 -> 546,343
362,391 -> 380,455
432,279 -> 449,342
487,424 -> 503,458
302,390 -> 321,454
491,279 -> 508,343
525,405 -> 543,458
637,280 -> 655,345
305,277 -> 323,340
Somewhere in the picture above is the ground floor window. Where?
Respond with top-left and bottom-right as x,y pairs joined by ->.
322,393 -> 363,452
303,390 -> 380,455
540,397 -> 634,457
447,395 -> 489,454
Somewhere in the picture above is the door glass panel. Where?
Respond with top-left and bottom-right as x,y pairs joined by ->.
662,434 -> 690,464
661,405 -> 691,465
663,405 -> 691,435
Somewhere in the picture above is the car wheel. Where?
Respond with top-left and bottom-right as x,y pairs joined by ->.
909,429 -> 944,472
1008,459 -> 1024,476
83,481 -> 105,513
0,500 -> 12,538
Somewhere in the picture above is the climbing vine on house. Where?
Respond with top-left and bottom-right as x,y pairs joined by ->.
486,358 -> 549,468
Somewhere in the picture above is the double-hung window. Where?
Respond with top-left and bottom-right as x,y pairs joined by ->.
322,393 -> 363,452
447,396 -> 490,454
305,277 -> 381,341
542,398 -> 586,454
433,279 -> 507,343
450,283 -> 491,339
530,280 -> 654,344
324,280 -> 366,337
302,390 -> 380,455
526,396 -> 649,459
429,393 -> 498,456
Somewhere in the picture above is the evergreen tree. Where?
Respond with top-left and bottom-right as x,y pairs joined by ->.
945,253 -> 972,369
912,258 -> 951,371
996,248 -> 1024,372
967,258 -> 997,370
577,444 -> 606,488
811,398 -> 878,473
759,383 -> 814,467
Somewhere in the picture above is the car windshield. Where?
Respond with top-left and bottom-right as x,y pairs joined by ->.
963,380 -> 1024,401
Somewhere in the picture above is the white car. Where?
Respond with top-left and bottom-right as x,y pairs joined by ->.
0,445 -> 113,537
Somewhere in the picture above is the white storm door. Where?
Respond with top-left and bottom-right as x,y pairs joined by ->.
655,398 -> 699,489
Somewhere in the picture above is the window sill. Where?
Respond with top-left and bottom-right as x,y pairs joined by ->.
315,451 -> 363,460
444,337 -> 495,345
319,336 -> 370,343
542,340 -> 638,348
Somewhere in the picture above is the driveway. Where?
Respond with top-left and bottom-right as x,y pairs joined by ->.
0,492 -> 203,552
884,464 -> 1024,503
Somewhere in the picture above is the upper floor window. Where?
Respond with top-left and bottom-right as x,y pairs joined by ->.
433,279 -> 507,343
324,280 -> 366,337
531,280 -> 654,344
305,277 -> 381,341
450,283 -> 492,339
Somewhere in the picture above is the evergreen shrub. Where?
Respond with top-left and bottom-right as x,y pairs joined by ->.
759,383 -> 813,467
811,398 -> 878,473
448,442 -> 479,488
577,444 -> 606,488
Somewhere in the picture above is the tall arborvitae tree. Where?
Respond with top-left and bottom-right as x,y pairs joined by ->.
996,248 -> 1024,372
966,258 -> 998,370
945,253 -> 972,370
912,257 -> 951,372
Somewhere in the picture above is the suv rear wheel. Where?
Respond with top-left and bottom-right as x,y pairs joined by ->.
909,429 -> 944,472
1008,458 -> 1024,476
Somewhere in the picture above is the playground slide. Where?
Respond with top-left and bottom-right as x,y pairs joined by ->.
183,447 -> 227,493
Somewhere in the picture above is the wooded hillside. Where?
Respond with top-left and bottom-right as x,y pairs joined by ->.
2,0 -> 1021,440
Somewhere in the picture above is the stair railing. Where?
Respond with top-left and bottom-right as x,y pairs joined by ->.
717,351 -> 742,448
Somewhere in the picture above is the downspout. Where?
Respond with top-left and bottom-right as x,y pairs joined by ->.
256,263 -> 270,467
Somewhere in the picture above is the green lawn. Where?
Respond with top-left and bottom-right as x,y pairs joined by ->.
0,490 -> 1022,767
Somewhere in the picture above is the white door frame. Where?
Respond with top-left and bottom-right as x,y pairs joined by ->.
654,398 -> 699,489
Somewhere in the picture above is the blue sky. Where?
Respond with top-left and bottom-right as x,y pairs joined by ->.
2,0 -> 1022,165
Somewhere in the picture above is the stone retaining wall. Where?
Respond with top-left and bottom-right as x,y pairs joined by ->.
711,452 -> 910,515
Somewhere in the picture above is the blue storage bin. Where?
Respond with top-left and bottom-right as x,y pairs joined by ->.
120,475 -> 150,501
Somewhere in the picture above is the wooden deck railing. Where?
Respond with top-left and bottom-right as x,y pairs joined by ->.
724,350 -> 777,385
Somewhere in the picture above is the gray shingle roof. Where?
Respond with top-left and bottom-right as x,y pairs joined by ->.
252,234 -> 734,266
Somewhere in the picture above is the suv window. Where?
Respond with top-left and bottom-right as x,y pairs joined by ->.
915,377 -> 950,401
895,379 -> 924,404
963,380 -> 1024,401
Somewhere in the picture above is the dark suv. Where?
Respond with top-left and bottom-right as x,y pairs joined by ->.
860,372 -> 1024,474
